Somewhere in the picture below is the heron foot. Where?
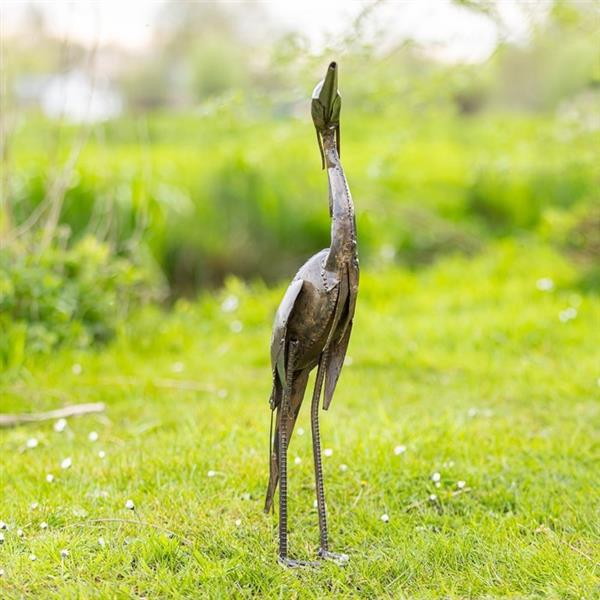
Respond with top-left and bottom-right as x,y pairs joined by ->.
278,556 -> 320,569
317,549 -> 349,565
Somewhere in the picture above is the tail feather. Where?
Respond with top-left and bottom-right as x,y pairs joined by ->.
264,369 -> 310,513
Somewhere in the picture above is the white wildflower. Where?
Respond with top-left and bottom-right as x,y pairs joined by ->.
39,522 -> 48,530
29,554 -> 37,561
457,480 -> 466,489
60,457 -> 72,470
125,499 -> 135,510
536,278 -> 554,292
294,457 -> 302,465
60,549 -> 69,558
221,295 -> 239,313
46,473 -> 55,483
207,470 -> 216,478
230,320 -> 243,333
0,568 -> 4,576
394,445 -> 406,455
26,438 -> 39,449
297,427 -> 305,436
54,418 -> 67,432
71,363 -> 82,375
380,513 -> 390,523
0,533 -> 4,543
431,472 -> 441,483
88,431 -> 99,442
344,356 -> 354,366
467,407 -> 478,417
170,361 -> 185,373
235,519 -> 242,527
0,521 -> 6,530
98,537 -> 106,547
559,307 -> 577,322
323,448 -> 333,457
429,494 -> 437,501
98,450 -> 106,459
30,502 -> 38,510
17,529 -> 24,538
339,464 -> 348,472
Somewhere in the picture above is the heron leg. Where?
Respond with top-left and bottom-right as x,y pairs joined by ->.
311,351 -> 349,565
278,341 -> 317,569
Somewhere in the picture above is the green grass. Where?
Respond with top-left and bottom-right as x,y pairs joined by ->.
1,241 -> 599,598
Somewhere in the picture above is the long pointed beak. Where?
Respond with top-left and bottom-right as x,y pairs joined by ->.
318,62 -> 338,120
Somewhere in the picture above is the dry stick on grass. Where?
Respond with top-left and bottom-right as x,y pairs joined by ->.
0,402 -> 105,428
65,518 -> 193,546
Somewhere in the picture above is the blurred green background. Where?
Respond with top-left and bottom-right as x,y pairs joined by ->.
0,0 -> 598,355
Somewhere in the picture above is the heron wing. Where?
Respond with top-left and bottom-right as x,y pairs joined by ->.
269,278 -> 304,401
323,262 -> 358,410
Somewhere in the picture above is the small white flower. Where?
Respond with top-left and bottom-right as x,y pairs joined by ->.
235,519 -> 242,527
297,427 -> 305,436
207,470 -> 216,478
323,448 -> 333,457
88,431 -> 99,442
221,295 -> 239,313
26,438 -> 39,449
431,472 -> 441,483
435,481 -> 441,488
457,480 -> 466,489
30,502 -> 38,510
294,457 -> 302,465
536,278 -> 554,292
71,363 -> 82,375
467,407 -> 478,418
17,529 -> 24,538
0,521 -> 6,530
339,464 -> 348,472
240,492 -> 251,501
380,513 -> 390,523
60,549 -> 69,558
125,499 -> 135,510
343,356 -> 354,366
98,450 -> 106,459
559,307 -> 577,322
54,418 -> 67,432
40,522 -> 48,530
394,445 -> 406,455
98,537 -> 106,547
380,244 -> 396,261
429,494 -> 437,501
230,320 -> 243,333
46,473 -> 55,483
170,361 -> 185,373
0,568 -> 4,576
29,554 -> 37,561
313,500 -> 318,508
0,533 -> 4,543
60,457 -> 72,470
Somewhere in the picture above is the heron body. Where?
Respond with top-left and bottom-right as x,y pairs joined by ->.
265,62 -> 358,567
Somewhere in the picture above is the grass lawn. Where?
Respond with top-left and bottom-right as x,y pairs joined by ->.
1,241 -> 599,598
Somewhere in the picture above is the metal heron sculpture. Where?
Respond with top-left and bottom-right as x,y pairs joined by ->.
265,62 -> 359,568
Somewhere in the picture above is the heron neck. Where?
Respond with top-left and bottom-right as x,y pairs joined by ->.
321,129 -> 356,271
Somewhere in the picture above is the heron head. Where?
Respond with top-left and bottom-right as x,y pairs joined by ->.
311,61 -> 341,134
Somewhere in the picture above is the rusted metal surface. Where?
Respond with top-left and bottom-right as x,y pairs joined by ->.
265,62 -> 358,567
